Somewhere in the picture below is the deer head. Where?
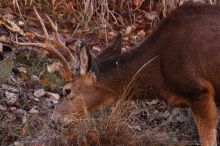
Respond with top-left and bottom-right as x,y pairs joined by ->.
52,33 -> 124,123
52,44 -> 120,123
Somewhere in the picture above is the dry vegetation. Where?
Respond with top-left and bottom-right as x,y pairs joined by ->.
0,0 -> 216,146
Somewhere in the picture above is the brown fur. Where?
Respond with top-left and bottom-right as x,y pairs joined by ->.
52,4 -> 220,146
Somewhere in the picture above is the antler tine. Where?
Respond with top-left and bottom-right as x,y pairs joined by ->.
11,41 -> 46,48
34,7 -> 74,81
31,31 -> 45,39
44,14 -> 59,41
44,14 -> 73,58
33,7 -> 50,40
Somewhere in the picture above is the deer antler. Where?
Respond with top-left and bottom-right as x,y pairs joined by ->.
11,7 -> 77,81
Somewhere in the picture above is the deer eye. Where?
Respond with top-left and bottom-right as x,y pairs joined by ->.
64,89 -> 71,96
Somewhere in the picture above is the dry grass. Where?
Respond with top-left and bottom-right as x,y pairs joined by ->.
8,100 -> 198,146
1,0 -> 214,44
1,0 -> 213,40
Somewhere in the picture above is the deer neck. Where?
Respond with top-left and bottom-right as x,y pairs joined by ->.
96,36 -> 163,99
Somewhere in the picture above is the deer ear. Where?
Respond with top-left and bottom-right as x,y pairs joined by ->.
96,32 -> 123,60
79,45 -> 90,75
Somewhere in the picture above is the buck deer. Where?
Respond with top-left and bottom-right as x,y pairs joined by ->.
9,3 -> 220,146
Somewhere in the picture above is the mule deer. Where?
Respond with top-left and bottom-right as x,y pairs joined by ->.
10,3 -> 220,146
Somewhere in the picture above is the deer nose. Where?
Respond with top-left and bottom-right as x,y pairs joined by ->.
64,89 -> 71,96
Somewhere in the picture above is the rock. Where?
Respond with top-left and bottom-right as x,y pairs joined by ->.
162,111 -> 171,118
5,91 -> 18,105
14,141 -> 24,146
27,92 -> 35,100
34,98 -> 40,102
45,92 -> 60,101
10,106 -> 17,112
153,110 -> 160,116
14,108 -> 27,124
45,98 -> 56,108
31,75 -> 40,81
176,114 -> 188,122
1,84 -> 19,92
29,108 -> 40,115
0,58 -> 13,85
34,89 -> 45,98
14,108 -> 27,117
0,104 -> 6,111
5,113 -> 16,122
